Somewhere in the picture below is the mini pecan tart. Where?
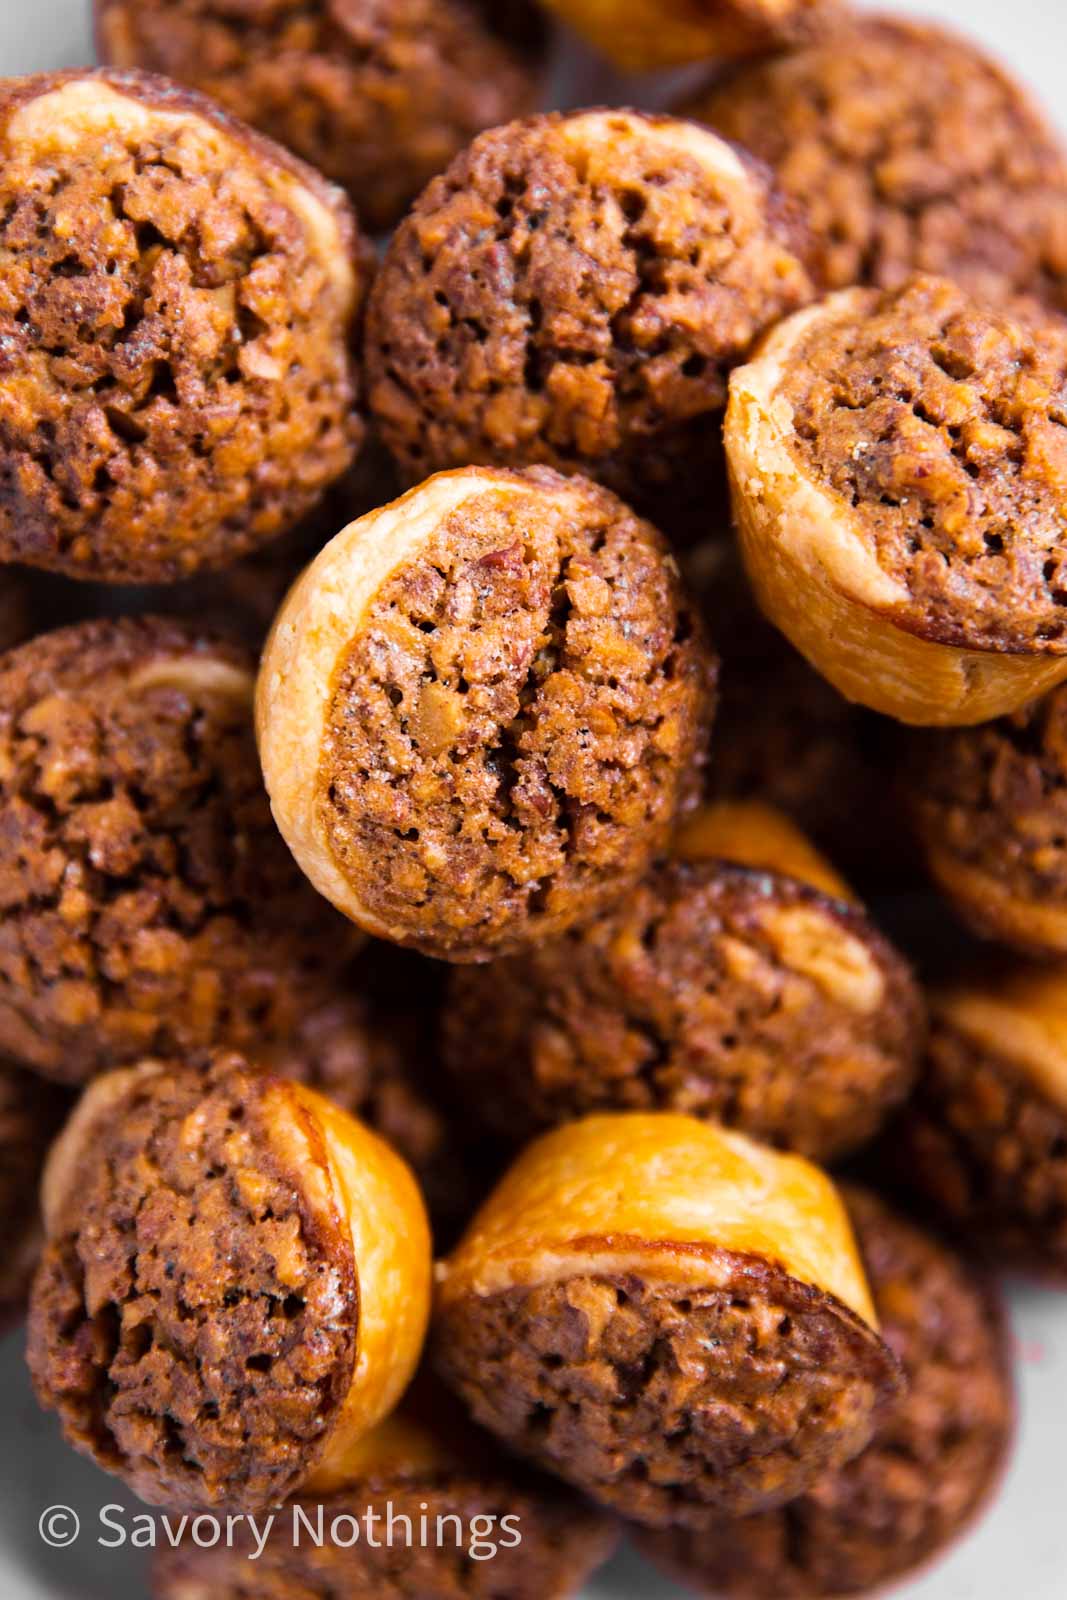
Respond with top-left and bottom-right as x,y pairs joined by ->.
434,1113 -> 901,1527
365,110 -> 813,511
0,68 -> 365,581
726,275 -> 1067,725
257,466 -> 715,961
29,1052 -> 432,1510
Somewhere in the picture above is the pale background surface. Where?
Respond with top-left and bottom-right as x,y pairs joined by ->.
0,1 -> 1066,1596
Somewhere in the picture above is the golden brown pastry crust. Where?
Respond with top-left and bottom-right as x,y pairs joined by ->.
675,798 -> 854,901
727,277 -> 1067,725
257,466 -> 715,960
259,966 -> 473,1244
435,1114 -> 901,1525
29,1054 -> 431,1510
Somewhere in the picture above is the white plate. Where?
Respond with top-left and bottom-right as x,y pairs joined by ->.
2,2 -> 1066,1596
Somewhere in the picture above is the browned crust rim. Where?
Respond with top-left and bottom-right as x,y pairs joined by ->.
539,0 -> 842,71
267,1075 -> 362,1467
1,68 -> 351,242
259,462 -> 713,954
923,842 -> 1067,958
860,580 -> 1067,658
434,1242 -> 904,1528
711,856 -> 882,934
469,104 -> 789,189
0,611 -> 255,692
743,290 -> 1067,659
439,1235 -> 904,1406
0,67 -> 370,321
365,104 -> 811,344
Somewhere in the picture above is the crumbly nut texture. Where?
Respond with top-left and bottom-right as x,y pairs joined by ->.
0,68 -> 364,583
0,1059 -> 70,1323
0,616 -> 353,1082
435,1258 -> 900,1527
365,111 -> 814,506
638,1188 -> 1013,1597
316,469 -> 715,959
904,1011 -> 1067,1278
443,857 -> 923,1162
153,1467 -> 616,1599
22,440 -> 402,648
776,275 -> 1067,653
690,18 -> 1067,308
95,0 -> 548,236
908,686 -> 1067,947
28,1055 -> 360,1510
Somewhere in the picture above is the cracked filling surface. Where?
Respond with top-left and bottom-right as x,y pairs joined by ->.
319,471 -> 714,958
96,0 -> 548,235
639,1188 -> 1013,1597
910,684 -> 1067,917
0,70 -> 361,582
693,18 -> 1067,308
365,112 -> 813,501
778,275 -> 1067,651
0,616 -> 352,1082
443,858 -> 923,1162
434,1260 -> 900,1526
28,1055 -> 359,1509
